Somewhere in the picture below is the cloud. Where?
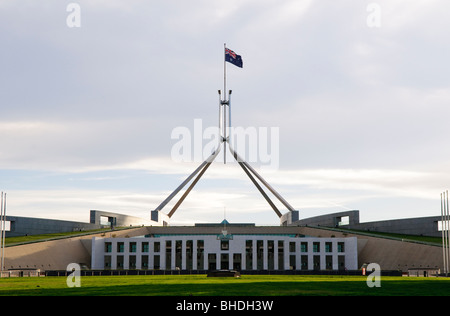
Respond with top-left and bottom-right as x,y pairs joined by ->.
1,1 -> 450,225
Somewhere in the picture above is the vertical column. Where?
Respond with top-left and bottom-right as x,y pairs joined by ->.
161,239 -> 167,270
252,240 -> 257,270
308,241 -> 313,271
263,239 -> 267,270
444,190 -> 450,275
229,252 -> 233,271
241,239 -> 246,270
136,241 -> 142,270
193,238 -> 198,270
295,241 -> 301,270
149,241 -> 154,270
274,240 -> 278,270
333,241 -> 338,271
182,240 -> 186,270
171,239 -> 176,270
123,241 -> 129,270
284,240 -> 289,270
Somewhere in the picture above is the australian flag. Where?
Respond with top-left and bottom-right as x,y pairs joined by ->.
225,47 -> 243,68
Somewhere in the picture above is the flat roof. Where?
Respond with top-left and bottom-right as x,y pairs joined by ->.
145,225 -> 306,235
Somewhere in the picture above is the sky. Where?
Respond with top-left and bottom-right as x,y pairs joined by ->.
1,0 -> 450,226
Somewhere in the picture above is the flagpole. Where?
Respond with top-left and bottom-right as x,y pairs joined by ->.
223,43 -> 227,164
0,192 -> 6,274
0,192 -> 4,276
0,192 -> 3,277
223,43 -> 227,101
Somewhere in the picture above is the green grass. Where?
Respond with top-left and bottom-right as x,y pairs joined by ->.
4,227 -> 133,246
1,275 -> 450,296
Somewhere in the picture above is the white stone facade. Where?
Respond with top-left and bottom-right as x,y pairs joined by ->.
91,233 -> 358,271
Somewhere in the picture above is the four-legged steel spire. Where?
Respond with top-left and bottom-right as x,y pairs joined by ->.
151,88 -> 296,225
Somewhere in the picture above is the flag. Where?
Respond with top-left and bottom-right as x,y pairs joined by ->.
225,47 -> 243,68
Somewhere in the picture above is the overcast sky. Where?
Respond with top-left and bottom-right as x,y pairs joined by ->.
1,0 -> 450,225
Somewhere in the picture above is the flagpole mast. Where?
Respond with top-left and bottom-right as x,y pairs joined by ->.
0,192 -> 4,276
0,192 -> 3,277
223,43 -> 227,164
224,43 -> 227,101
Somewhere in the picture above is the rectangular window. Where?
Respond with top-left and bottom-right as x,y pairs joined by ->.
117,242 -> 124,253
186,240 -> 193,270
197,240 -> 204,270
221,253 -> 229,270
301,255 -> 308,270
313,255 -> 320,270
105,242 -> 112,253
257,240 -> 264,270
154,255 -> 160,270
208,253 -> 216,270
246,240 -> 253,270
117,255 -> 124,269
129,255 -> 136,269
289,242 -> 296,252
221,240 -> 229,250
142,242 -> 149,252
104,255 -> 111,269
175,240 -> 182,270
130,242 -> 137,253
268,240 -> 274,270
338,255 -> 345,270
289,255 -> 296,270
300,242 -> 308,252
233,253 -> 242,270
166,241 -> 172,270
154,242 -> 160,252
325,242 -> 332,253
337,242 -> 345,253
313,242 -> 320,253
142,255 -> 149,269
326,255 -> 333,270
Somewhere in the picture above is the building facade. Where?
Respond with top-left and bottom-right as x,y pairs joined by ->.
91,232 -> 358,271
4,210 -> 152,237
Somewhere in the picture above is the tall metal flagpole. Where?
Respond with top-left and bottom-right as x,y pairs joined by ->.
0,192 -> 4,276
223,43 -> 227,164
445,191 -> 448,276
444,190 -> 450,276
0,192 -> 3,277
224,43 -> 227,103
443,190 -> 450,276
442,193 -> 447,275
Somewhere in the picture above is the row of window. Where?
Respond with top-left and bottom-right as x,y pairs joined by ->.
104,240 -> 346,254
102,253 -> 347,271
105,241 -> 154,253
296,241 -> 345,253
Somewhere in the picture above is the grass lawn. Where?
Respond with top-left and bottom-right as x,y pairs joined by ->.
1,274 -> 450,296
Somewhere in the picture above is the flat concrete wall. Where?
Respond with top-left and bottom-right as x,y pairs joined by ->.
349,216 -> 441,238
300,226 -> 443,272
293,210 -> 442,238
90,210 -> 153,227
4,210 -> 154,237
293,210 -> 360,227
4,227 -> 149,270
5,216 -> 100,237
